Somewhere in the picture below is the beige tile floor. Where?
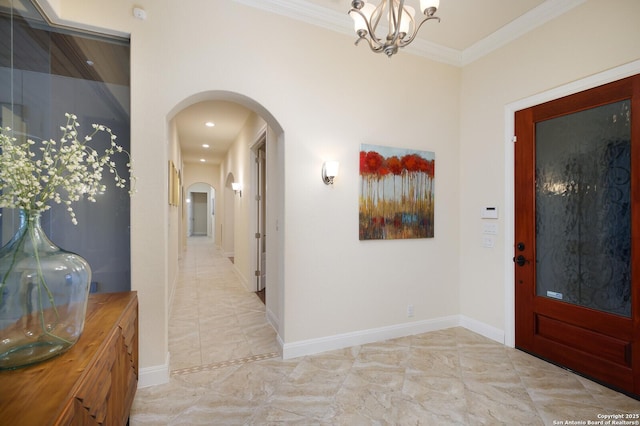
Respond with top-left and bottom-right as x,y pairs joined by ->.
130,237 -> 640,425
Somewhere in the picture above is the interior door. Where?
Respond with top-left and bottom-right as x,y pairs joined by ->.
255,138 -> 267,292
514,74 -> 640,396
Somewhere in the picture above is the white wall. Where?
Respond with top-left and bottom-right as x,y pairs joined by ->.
40,0 -> 640,385
266,126 -> 284,337
458,0 -> 640,342
220,112 -> 267,291
167,118 -> 181,332
222,175 -> 236,257
280,57 -> 460,345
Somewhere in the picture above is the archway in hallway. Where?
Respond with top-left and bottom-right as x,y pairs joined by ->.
167,90 -> 285,347
186,182 -> 215,238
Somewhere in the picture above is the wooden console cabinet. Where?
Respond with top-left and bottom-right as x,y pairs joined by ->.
0,292 -> 138,425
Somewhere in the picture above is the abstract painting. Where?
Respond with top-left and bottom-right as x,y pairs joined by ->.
359,144 -> 435,240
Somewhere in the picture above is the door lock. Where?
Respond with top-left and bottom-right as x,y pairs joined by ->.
513,255 -> 530,267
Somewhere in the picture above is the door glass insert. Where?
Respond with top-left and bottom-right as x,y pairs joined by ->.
535,100 -> 631,317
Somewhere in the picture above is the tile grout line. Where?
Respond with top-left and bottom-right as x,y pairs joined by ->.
171,352 -> 281,376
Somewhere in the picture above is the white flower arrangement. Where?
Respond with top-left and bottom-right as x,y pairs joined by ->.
0,113 -> 135,223
0,114 -> 135,367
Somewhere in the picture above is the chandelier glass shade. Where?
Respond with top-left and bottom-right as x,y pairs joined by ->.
349,0 -> 440,57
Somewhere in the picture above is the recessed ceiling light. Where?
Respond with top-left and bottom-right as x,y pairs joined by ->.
202,144 -> 210,148
86,60 -> 94,66
200,158 -> 206,162
205,122 -> 215,127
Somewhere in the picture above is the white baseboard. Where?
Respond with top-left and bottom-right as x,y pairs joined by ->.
266,307 -> 284,355
137,353 -> 170,388
459,315 -> 505,344
231,264 -> 251,292
265,307 -> 280,335
136,316 -> 505,387
282,315 -> 505,359
282,315 -> 460,359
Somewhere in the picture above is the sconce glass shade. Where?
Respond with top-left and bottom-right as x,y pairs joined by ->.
322,161 -> 339,185
352,3 -> 375,33
397,5 -> 415,35
231,182 -> 243,196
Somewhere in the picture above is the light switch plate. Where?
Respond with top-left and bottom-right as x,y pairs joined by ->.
483,223 -> 498,235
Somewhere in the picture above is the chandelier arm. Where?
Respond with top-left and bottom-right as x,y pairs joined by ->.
358,32 -> 386,53
352,32 -> 383,54
397,15 -> 440,47
369,41 -> 386,54
369,1 -> 386,42
389,0 -> 399,39
405,7 -> 417,38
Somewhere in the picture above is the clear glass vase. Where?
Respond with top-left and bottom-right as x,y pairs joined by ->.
0,210 -> 91,369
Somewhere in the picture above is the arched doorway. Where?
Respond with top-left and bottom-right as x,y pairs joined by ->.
167,90 -> 285,341
186,183 -> 215,238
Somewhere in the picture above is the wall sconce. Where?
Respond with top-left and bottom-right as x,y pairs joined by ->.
322,161 -> 339,185
231,182 -> 243,197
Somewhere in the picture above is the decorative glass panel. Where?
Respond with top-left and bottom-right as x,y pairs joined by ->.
0,1 -> 131,293
535,100 -> 631,317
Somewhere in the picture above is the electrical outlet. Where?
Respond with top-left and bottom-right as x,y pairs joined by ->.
407,304 -> 414,318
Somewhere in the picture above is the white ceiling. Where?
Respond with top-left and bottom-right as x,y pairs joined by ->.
177,0 -> 585,164
175,102 -> 252,165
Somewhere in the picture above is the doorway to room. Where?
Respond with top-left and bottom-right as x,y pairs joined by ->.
186,183 -> 215,239
191,192 -> 208,236
514,74 -> 639,396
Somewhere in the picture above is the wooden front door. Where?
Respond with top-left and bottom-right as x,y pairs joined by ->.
514,74 -> 640,396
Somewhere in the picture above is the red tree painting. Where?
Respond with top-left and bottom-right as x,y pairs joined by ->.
359,144 -> 435,240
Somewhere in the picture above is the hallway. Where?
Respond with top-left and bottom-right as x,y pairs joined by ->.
166,237 -> 278,371
130,237 -> 640,424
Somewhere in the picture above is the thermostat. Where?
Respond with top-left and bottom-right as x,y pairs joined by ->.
481,206 -> 498,219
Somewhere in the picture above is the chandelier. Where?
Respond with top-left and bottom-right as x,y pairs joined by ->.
349,0 -> 441,57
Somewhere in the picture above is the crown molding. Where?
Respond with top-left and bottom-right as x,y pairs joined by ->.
235,0 -> 349,35
461,0 -> 588,66
234,0 -> 586,67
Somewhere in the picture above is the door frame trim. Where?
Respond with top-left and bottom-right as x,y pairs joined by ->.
250,126 -> 268,292
503,59 -> 640,347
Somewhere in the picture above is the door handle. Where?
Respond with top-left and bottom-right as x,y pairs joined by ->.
513,255 -> 530,267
